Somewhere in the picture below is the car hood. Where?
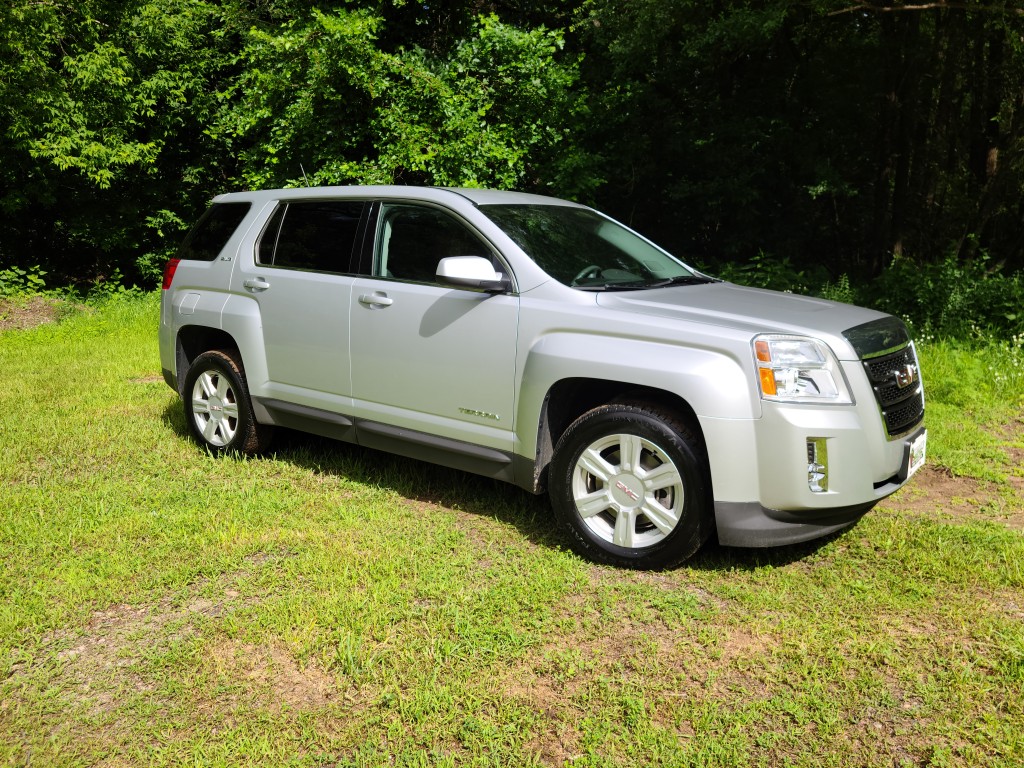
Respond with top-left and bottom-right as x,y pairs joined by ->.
595,282 -> 892,360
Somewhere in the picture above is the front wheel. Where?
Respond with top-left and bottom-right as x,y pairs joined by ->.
549,403 -> 711,569
182,349 -> 273,455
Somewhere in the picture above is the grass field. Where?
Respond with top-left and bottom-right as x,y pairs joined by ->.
1,294 -> 1022,767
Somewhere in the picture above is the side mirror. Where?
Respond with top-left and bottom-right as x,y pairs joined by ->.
436,256 -> 508,292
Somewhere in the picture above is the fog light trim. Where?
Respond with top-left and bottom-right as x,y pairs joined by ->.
807,437 -> 829,493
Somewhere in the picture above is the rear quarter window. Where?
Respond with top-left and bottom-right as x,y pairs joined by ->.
176,202 -> 252,261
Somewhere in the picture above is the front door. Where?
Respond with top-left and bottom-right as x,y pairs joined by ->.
349,203 -> 518,451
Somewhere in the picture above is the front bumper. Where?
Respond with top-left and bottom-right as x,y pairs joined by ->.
702,387 -> 925,547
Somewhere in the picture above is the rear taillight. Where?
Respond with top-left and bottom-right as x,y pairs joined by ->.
162,258 -> 180,290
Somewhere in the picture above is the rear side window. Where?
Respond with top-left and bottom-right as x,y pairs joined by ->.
258,201 -> 365,273
177,202 -> 252,261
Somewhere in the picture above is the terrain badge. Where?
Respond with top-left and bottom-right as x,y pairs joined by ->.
459,407 -> 500,420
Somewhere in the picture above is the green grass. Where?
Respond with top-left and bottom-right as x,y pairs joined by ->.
1,295 -> 1022,767
915,334 -> 1024,480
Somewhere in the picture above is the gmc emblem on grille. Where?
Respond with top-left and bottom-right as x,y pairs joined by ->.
893,364 -> 918,389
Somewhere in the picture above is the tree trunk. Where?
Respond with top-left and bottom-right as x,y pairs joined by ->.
871,6 -> 920,275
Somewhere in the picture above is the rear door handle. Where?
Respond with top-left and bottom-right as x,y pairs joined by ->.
359,292 -> 393,308
243,278 -> 270,292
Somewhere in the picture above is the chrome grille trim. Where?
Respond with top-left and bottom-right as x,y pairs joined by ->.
859,343 -> 925,438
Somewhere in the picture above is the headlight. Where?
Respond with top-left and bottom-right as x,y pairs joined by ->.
752,335 -> 852,404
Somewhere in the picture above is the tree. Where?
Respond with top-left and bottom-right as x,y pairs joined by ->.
575,0 -> 1024,278
0,1 -> 587,285
214,9 -> 584,192
0,0 -> 246,284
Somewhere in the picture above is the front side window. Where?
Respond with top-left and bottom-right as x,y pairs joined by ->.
375,205 -> 492,283
257,200 -> 364,273
480,204 -> 706,290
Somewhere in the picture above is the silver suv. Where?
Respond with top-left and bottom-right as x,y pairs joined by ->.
160,186 -> 926,569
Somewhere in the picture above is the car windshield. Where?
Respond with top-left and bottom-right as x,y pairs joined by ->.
479,204 -> 706,290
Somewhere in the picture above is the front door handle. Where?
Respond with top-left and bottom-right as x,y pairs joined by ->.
359,292 -> 393,308
243,278 -> 270,292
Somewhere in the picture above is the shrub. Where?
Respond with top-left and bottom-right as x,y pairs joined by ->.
713,250 -> 818,294
0,266 -> 47,298
870,254 -> 1023,340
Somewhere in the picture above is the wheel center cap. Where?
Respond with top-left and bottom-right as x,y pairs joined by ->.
208,395 -> 224,420
611,474 -> 643,507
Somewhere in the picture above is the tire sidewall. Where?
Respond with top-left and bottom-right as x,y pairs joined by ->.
182,350 -> 254,454
550,406 -> 710,569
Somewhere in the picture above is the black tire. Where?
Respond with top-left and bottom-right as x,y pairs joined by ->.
182,349 -> 273,455
549,403 -> 712,569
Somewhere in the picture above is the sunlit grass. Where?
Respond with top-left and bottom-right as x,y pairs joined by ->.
916,334 -> 1024,479
1,294 -> 1021,767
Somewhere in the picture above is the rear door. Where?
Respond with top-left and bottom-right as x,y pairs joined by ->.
231,199 -> 365,409
348,202 -> 519,450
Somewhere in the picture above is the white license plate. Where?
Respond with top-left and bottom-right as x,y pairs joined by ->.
907,430 -> 927,479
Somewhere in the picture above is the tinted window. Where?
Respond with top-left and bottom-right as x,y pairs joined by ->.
258,201 -> 364,273
177,202 -> 251,262
377,205 -> 491,283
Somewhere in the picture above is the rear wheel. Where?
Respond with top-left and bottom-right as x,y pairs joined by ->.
183,349 -> 272,454
549,403 -> 711,569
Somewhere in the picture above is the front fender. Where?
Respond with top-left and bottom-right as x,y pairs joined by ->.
516,331 -> 758,459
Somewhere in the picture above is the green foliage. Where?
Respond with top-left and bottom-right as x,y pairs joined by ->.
716,249 -> 1023,341
714,251 -> 814,294
0,0 -> 244,285
84,268 -> 145,304
215,10 -> 583,191
137,209 -> 190,286
872,254 -> 1024,339
2,0 -> 1024,333
916,335 -> 1024,479
370,14 -> 582,190
818,273 -> 856,305
2,0 -> 225,189
0,266 -> 47,298
579,0 -> 1024,280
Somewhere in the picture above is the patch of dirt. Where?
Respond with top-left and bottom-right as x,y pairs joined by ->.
27,600 -> 200,726
0,296 -> 66,331
502,581 -> 781,763
508,674 -> 583,765
1008,445 -> 1024,491
883,464 -> 1024,531
206,639 -> 337,715
13,554 -> 317,728
129,373 -> 165,384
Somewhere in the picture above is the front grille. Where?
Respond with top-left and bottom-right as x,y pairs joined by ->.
884,390 -> 925,435
864,347 -> 916,382
860,345 -> 925,437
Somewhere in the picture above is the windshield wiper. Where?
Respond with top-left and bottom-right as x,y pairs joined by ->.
574,275 -> 716,292
574,281 -> 648,292
638,275 -> 716,289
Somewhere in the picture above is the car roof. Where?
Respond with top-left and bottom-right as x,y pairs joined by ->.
210,185 -> 584,208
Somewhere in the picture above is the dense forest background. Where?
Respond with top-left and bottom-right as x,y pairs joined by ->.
2,0 -> 1023,336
